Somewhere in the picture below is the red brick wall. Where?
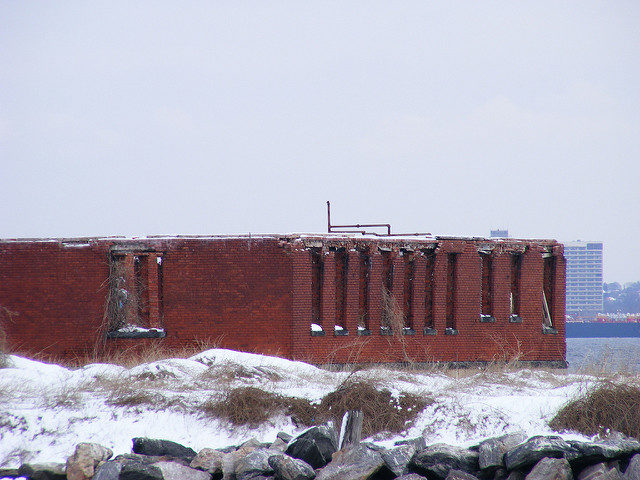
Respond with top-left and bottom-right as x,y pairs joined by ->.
0,237 -> 293,360
0,235 -> 565,365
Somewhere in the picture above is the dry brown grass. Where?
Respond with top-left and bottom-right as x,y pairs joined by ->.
550,381 -> 640,438
201,378 -> 431,436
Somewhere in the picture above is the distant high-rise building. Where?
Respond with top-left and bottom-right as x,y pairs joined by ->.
564,241 -> 603,320
490,229 -> 509,238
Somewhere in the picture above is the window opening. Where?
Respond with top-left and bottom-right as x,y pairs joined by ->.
310,248 -> 324,335
510,254 -> 522,322
334,249 -> 348,335
403,252 -> 415,333
358,251 -> 371,334
445,253 -> 458,333
480,252 -> 495,322
380,250 -> 394,334
543,255 -> 555,331
424,252 -> 436,334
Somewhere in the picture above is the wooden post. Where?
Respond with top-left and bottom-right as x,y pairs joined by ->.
338,410 -> 363,450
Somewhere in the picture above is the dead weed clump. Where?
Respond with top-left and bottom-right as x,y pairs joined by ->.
550,381 -> 640,438
319,379 -> 431,438
202,379 -> 431,437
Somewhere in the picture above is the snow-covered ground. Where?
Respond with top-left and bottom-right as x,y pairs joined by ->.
0,349 -> 623,469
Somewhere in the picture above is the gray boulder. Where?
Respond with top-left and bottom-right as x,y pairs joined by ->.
119,461 -> 164,480
479,433 -> 528,471
397,475 -> 429,480
446,469 -> 480,480
410,443 -> 479,480
132,437 -> 197,462
381,444 -> 417,477
625,455 -> 640,480
17,463 -> 66,480
66,442 -> 113,480
268,454 -> 315,480
579,463 -> 609,480
315,444 -> 394,480
524,458 -> 572,480
504,436 -> 577,471
396,437 -> 427,450
285,426 -> 338,470
153,460 -> 213,480
92,461 -> 123,480
190,448 -> 225,475
235,448 -> 280,480
222,443 -> 259,480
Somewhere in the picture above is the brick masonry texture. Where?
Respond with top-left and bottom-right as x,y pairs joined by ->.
0,234 -> 565,364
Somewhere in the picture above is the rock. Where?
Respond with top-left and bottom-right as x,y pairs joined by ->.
132,437 -> 197,462
222,444 -> 260,480
625,454 -> 640,480
118,461 -> 163,480
92,461 -> 123,480
396,437 -> 427,450
505,471 -> 525,480
270,437 -> 289,452
17,463 -> 66,480
66,442 -> 113,480
268,454 -> 315,480
479,433 -> 528,471
315,444 -> 394,480
446,469 -> 480,480
277,432 -> 294,444
235,448 -> 280,480
397,475 -> 429,480
493,468 -> 509,480
190,448 -> 225,475
409,443 -> 479,480
153,460 -> 213,480
381,444 -> 417,477
115,453 -> 191,466
285,426 -> 338,470
524,458 -> 572,480
570,435 -> 640,468
579,463 -> 609,480
504,436 -> 577,471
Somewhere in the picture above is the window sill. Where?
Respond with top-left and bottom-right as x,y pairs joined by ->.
334,329 -> 349,336
444,327 -> 458,335
480,315 -> 496,323
542,326 -> 558,334
106,329 -> 166,339
509,314 -> 523,323
357,328 -> 371,336
402,328 -> 416,336
311,330 -> 325,337
423,327 -> 437,336
380,327 -> 393,336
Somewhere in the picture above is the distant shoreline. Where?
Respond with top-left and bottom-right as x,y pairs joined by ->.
565,322 -> 640,338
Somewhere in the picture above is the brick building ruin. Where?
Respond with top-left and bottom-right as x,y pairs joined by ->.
0,234 -> 566,366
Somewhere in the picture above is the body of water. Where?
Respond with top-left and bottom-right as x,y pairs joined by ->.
566,337 -> 640,373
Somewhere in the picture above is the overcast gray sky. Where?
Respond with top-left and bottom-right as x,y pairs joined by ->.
1,2 -> 639,282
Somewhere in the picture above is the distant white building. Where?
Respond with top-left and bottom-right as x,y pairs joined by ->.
564,241 -> 603,320
490,229 -> 509,238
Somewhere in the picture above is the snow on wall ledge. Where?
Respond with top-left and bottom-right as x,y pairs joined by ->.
0,234 -> 566,364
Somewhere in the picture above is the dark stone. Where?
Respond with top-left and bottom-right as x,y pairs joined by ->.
395,437 -> 427,450
505,471 -> 525,480
93,461 -> 123,480
16,463 -> 66,480
153,460 -> 213,480
568,435 -> 640,468
268,454 -> 315,480
493,468 -> 508,480
315,444 -> 395,480
0,469 -> 19,479
409,444 -> 479,480
625,454 -> 640,480
132,437 -> 197,462
381,444 -> 417,477
397,475 -> 429,480
277,432 -> 294,444
235,448 -> 280,480
446,469 -> 480,480
579,463 -> 609,480
119,462 -> 163,480
285,426 -> 338,469
504,436 -> 577,471
114,453 -> 191,466
478,433 -> 527,471
524,458 -> 571,480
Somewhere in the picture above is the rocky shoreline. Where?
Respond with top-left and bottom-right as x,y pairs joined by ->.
3,427 -> 640,480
